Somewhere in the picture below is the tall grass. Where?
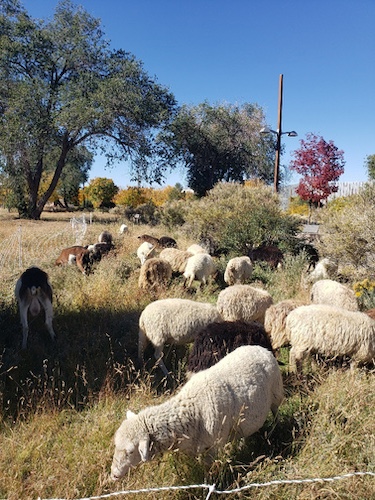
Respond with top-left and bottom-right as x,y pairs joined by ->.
0,209 -> 374,499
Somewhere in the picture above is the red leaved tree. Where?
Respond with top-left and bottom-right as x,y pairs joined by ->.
290,133 -> 345,219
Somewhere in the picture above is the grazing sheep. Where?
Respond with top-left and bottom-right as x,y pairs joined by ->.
306,257 -> 338,282
217,284 -> 273,324
111,344 -> 284,479
183,253 -> 217,288
87,242 -> 113,264
264,299 -> 306,349
55,245 -> 91,274
15,267 -> 56,349
138,298 -> 223,375
136,241 -> 157,265
158,236 -> 177,248
310,279 -> 359,311
286,304 -> 375,372
158,248 -> 193,273
224,256 -> 253,285
119,224 -> 128,234
138,258 -> 172,291
98,231 -> 113,247
187,320 -> 274,376
249,244 -> 283,269
186,243 -> 207,255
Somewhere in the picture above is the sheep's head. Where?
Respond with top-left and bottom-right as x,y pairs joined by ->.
110,410 -> 150,480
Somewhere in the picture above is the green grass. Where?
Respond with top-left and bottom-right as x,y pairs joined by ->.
0,209 -> 374,499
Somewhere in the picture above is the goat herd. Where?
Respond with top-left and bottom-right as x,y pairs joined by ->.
12,226 -> 375,480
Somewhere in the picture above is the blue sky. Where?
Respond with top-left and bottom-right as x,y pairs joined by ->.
21,0 -> 375,189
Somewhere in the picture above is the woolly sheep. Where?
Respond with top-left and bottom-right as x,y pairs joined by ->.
187,320 -> 274,376
264,299 -> 306,350
286,304 -> 375,372
158,248 -> 193,273
183,253 -> 217,288
158,236 -> 177,248
138,258 -> 172,291
98,231 -> 113,247
217,284 -> 273,324
306,257 -> 338,283
136,241 -> 157,265
224,256 -> 253,285
186,243 -> 207,255
138,298 -> 223,375
111,344 -> 284,479
310,279 -> 359,311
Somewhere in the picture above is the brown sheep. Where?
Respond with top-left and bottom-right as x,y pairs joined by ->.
138,258 -> 172,291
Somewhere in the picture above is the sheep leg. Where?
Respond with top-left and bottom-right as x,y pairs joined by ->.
138,328 -> 149,366
19,301 -> 29,350
289,347 -> 304,374
153,346 -> 169,377
39,296 -> 56,341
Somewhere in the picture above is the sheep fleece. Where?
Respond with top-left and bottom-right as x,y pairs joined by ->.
286,304 -> 375,367
111,345 -> 284,479
217,284 -> 273,323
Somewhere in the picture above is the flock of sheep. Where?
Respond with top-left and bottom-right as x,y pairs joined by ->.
13,225 -> 375,481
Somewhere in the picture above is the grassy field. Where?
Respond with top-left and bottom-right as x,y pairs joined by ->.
0,208 -> 374,500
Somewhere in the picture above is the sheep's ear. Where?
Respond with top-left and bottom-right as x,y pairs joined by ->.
126,410 -> 137,419
138,437 -> 150,462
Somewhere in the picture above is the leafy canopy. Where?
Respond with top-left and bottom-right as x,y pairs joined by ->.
0,0 -> 176,218
289,133 -> 345,206
158,102 -> 276,196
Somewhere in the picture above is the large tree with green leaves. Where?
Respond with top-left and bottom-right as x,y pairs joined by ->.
0,0 -> 176,219
158,102 -> 276,196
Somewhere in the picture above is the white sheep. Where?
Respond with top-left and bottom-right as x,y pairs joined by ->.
183,253 -> 217,288
158,248 -> 193,273
111,344 -> 284,479
138,258 -> 172,291
264,299 -> 306,349
306,257 -> 338,283
224,256 -> 253,285
310,279 -> 359,311
217,284 -> 273,324
119,224 -> 128,234
286,304 -> 375,372
138,298 -> 223,375
186,243 -> 207,255
136,241 -> 156,265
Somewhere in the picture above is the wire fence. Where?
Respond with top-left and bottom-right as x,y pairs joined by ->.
35,471 -> 375,500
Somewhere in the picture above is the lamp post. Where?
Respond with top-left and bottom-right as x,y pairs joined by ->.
260,74 -> 297,193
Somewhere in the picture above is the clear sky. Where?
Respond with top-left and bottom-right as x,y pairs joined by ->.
21,0 -> 375,189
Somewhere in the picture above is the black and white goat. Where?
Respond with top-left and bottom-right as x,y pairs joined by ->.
15,267 -> 56,349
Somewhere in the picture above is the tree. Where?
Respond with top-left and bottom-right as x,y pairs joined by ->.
84,177 -> 119,208
0,0 -> 176,219
365,154 -> 375,181
289,133 -> 345,212
158,102 -> 276,196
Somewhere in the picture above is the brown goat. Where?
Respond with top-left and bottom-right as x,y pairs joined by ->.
55,245 -> 91,274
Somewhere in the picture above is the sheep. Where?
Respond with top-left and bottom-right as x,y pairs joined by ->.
119,224 -> 128,234
264,299 -> 306,350
286,304 -> 375,372
138,298 -> 223,375
187,320 -> 274,376
138,258 -> 172,291
310,279 -> 359,311
224,256 -> 253,285
158,236 -> 177,248
136,241 -> 157,265
249,244 -> 283,269
111,344 -> 284,480
15,267 -> 56,349
98,230 -> 113,247
158,248 -> 193,273
306,257 -> 338,283
217,284 -> 273,324
55,245 -> 91,274
183,253 -> 217,288
186,243 -> 207,255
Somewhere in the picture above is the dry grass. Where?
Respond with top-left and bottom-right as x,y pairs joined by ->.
0,208 -> 374,500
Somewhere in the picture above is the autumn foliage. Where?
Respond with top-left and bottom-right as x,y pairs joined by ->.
290,133 -> 345,206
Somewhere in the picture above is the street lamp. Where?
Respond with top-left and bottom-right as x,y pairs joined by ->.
260,74 -> 297,193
